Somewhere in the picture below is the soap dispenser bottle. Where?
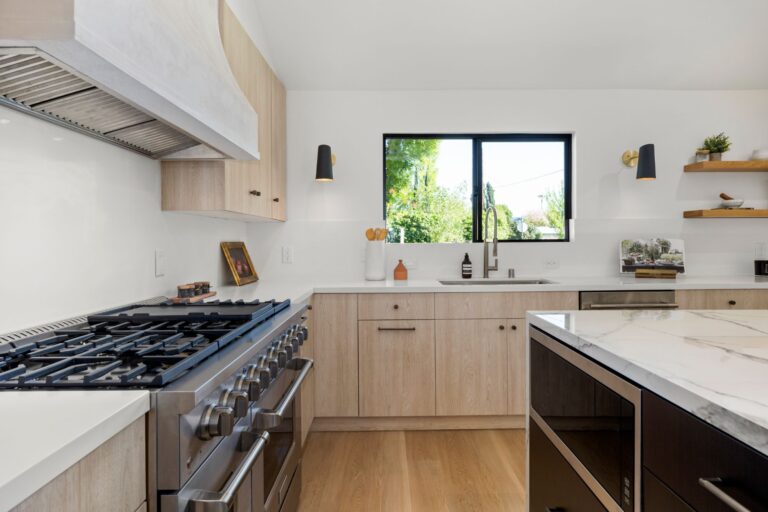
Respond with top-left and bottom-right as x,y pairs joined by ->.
461,253 -> 472,279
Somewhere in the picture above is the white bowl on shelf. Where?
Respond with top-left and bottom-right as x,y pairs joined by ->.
751,149 -> 768,161
721,199 -> 744,208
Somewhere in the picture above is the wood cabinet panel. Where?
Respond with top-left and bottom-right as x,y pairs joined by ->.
507,320 -> 527,415
676,289 -> 768,310
313,294 -> 358,417
11,417 -> 146,512
435,320 -> 507,416
161,161 -> 226,212
435,293 -> 510,319
358,293 -> 434,320
507,291 -> 578,318
270,74 -> 287,220
435,292 -> 578,319
359,320 -> 435,417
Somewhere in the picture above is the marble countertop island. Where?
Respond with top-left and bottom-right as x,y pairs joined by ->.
528,309 -> 768,456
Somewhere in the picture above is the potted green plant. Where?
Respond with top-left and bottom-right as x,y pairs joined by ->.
702,132 -> 732,161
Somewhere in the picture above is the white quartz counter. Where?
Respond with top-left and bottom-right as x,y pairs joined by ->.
0,390 -> 149,511
528,309 -> 768,456
212,274 -> 768,303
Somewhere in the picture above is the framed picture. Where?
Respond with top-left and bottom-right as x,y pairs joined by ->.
221,241 -> 258,286
619,238 -> 686,274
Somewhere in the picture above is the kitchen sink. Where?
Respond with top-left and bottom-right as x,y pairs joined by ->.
439,278 -> 556,285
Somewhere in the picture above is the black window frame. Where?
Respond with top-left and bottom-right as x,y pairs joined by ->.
382,133 -> 573,243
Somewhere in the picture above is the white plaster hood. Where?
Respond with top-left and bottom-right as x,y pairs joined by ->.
0,0 -> 259,159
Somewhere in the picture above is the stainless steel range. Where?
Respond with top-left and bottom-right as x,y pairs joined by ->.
0,297 -> 312,512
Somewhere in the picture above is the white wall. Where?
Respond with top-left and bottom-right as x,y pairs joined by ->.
246,90 -> 768,281
0,109 -> 247,333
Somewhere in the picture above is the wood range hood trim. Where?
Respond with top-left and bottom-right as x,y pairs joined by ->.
0,0 -> 260,160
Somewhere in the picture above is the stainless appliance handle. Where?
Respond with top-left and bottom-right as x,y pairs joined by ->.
698,477 -> 752,512
188,431 -> 270,512
587,303 -> 678,310
253,358 -> 313,430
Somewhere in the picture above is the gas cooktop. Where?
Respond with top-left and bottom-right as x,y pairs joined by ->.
0,299 -> 290,389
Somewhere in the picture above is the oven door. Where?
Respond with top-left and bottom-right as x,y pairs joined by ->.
253,357 -> 313,512
530,327 -> 641,512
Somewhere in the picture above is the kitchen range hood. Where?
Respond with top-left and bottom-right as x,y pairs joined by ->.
0,0 -> 259,160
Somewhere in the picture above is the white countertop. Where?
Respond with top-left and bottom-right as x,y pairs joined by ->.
210,275 -> 768,304
528,309 -> 768,456
0,390 -> 149,511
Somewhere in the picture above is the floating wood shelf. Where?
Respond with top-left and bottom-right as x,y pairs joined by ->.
684,209 -> 768,218
684,161 -> 768,172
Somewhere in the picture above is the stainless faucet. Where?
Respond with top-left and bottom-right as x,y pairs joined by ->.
483,205 -> 499,278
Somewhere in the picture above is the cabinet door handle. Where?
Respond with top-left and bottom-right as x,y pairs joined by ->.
377,327 -> 416,332
393,304 -> 399,310
728,300 -> 737,306
545,508 -> 565,512
498,325 -> 505,330
698,477 -> 750,512
273,197 -> 280,202
511,324 -> 518,330
249,190 -> 261,196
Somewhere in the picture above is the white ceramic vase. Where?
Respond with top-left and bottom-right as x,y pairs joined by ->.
364,241 -> 386,281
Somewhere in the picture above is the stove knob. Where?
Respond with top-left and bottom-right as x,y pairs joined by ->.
235,372 -> 261,401
198,404 -> 234,440
266,348 -> 280,378
300,326 -> 309,343
280,337 -> 295,360
256,357 -> 272,387
289,334 -> 300,352
220,388 -> 249,418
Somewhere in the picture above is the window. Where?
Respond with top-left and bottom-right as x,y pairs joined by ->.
383,134 -> 572,243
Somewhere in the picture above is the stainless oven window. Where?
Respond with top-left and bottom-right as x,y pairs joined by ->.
263,397 -> 295,500
531,334 -> 637,511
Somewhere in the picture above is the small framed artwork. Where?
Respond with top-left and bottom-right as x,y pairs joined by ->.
221,241 -> 258,286
619,238 -> 686,274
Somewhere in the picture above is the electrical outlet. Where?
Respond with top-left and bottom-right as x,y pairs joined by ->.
155,249 -> 166,277
281,246 -> 294,264
544,258 -> 559,270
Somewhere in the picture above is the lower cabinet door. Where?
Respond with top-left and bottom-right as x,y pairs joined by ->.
358,320 -> 435,417
435,319 -> 507,416
530,419 -> 608,512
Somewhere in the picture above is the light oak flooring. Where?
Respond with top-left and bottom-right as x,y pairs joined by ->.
298,429 -> 527,512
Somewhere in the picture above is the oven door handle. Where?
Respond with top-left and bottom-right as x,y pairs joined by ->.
188,431 -> 270,512
253,357 -> 313,431
587,303 -> 679,310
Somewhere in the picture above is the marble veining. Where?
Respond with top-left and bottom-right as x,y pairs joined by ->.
528,309 -> 768,456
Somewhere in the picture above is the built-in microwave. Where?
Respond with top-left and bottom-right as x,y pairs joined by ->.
529,327 -> 641,511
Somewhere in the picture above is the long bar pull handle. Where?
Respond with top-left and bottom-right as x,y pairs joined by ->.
377,327 -> 416,331
699,477 -> 752,512
588,303 -> 679,310
189,431 -> 270,512
252,358 -> 313,430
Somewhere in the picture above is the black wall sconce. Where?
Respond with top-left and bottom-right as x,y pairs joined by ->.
622,143 -> 656,180
315,144 -> 335,182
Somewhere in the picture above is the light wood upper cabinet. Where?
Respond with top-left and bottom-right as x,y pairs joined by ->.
161,2 -> 287,222
676,289 -> 768,310
271,75 -> 287,220
359,320 -> 436,417
436,319 -> 507,416
313,294 -> 358,417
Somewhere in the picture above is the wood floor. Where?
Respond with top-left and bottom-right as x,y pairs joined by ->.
298,429 -> 527,512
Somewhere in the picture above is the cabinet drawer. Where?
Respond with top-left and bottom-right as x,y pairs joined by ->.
358,293 -> 434,320
643,469 -> 694,512
530,419 -> 608,512
676,289 -> 768,310
643,392 -> 768,511
508,291 -> 578,318
435,293 -> 509,319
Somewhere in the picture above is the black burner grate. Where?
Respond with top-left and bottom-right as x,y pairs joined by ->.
0,298 -> 290,389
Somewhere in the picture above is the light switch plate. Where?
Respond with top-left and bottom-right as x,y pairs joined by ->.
155,249 -> 166,277
282,246 -> 294,264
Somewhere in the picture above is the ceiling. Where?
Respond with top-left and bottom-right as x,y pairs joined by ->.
254,0 -> 768,90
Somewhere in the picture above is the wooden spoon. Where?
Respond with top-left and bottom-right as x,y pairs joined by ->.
720,192 -> 734,200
